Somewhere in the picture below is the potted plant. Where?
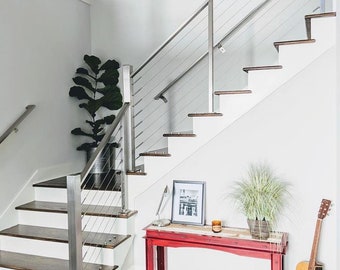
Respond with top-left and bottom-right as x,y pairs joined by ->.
230,163 -> 290,239
69,54 -> 123,176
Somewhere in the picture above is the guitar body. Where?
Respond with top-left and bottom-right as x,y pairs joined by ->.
295,261 -> 323,270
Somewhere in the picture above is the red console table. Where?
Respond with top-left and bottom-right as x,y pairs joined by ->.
145,224 -> 288,270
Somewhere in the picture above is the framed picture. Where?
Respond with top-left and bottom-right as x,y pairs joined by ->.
171,180 -> 206,225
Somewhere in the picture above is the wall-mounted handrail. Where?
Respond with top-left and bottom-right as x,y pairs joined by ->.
154,0 -> 272,101
131,0 -> 209,78
0,105 -> 36,144
80,102 -> 130,181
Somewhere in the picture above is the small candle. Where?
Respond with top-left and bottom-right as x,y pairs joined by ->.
212,220 -> 222,233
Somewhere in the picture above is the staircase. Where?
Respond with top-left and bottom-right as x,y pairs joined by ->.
128,12 -> 336,207
0,10 -> 336,270
0,175 -> 136,269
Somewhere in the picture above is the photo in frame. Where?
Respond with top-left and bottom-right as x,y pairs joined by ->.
171,180 -> 206,225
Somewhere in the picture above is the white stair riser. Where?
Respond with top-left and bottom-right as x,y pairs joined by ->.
17,210 -> 133,235
217,94 -> 256,121
247,69 -> 284,94
35,187 -> 121,206
0,235 -> 126,266
310,17 -> 336,42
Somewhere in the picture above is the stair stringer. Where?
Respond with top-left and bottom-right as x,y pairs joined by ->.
127,15 -> 336,210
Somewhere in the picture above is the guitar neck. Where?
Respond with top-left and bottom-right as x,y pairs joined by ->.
308,219 -> 323,270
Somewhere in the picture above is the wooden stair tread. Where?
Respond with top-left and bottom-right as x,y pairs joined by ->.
126,171 -> 147,176
127,165 -> 147,175
163,132 -> 196,137
0,225 -> 130,249
139,148 -> 171,157
242,65 -> 282,73
0,250 -> 118,270
33,170 -> 121,191
305,12 -> 336,39
274,39 -> 315,51
305,11 -> 336,20
188,112 -> 223,117
214,90 -> 252,95
16,201 -> 137,218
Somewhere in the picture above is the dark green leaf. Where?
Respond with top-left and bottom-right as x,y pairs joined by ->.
69,86 -> 92,100
73,76 -> 95,92
78,103 -> 95,116
71,128 -> 92,137
76,68 -> 89,76
93,115 -> 115,127
97,69 -> 119,85
103,114 -> 115,124
97,85 -> 120,95
100,91 -> 123,110
100,59 -> 120,70
84,55 -> 101,74
79,99 -> 102,115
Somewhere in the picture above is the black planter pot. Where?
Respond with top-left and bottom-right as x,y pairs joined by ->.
247,219 -> 271,240
86,144 -> 116,188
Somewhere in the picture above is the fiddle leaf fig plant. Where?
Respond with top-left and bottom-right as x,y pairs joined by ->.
69,54 -> 123,151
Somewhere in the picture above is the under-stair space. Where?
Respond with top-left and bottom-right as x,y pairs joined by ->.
0,175 -> 136,270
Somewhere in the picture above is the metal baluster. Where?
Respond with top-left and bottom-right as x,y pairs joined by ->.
320,0 -> 325,12
208,0 -> 215,112
121,65 -> 134,212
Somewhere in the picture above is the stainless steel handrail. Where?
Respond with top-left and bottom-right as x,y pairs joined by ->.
131,0 -> 209,78
0,105 -> 36,144
154,0 -> 272,101
80,102 -> 130,181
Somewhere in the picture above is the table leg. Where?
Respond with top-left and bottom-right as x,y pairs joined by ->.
156,246 -> 167,270
145,239 -> 155,270
271,254 -> 283,270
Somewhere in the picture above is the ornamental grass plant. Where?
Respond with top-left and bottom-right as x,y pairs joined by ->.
230,163 -> 290,227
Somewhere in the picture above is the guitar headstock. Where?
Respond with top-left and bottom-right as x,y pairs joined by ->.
318,199 -> 331,219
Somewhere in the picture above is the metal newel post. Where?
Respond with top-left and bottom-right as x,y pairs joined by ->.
67,174 -> 83,270
208,0 -> 215,112
121,65 -> 134,211
320,0 -> 325,12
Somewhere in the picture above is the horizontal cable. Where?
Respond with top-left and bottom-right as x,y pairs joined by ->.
132,0 -> 209,78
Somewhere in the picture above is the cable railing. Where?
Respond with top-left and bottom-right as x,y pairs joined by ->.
0,105 -> 35,144
130,0 -> 332,163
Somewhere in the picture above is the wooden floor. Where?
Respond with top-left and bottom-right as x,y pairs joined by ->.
0,250 -> 118,270
33,170 -> 121,191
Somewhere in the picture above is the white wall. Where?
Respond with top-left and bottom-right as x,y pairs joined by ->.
132,47 -> 337,269
91,0 -> 203,68
0,0 -> 91,226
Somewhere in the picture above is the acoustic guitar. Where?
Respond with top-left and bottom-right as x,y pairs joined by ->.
295,198 -> 331,270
